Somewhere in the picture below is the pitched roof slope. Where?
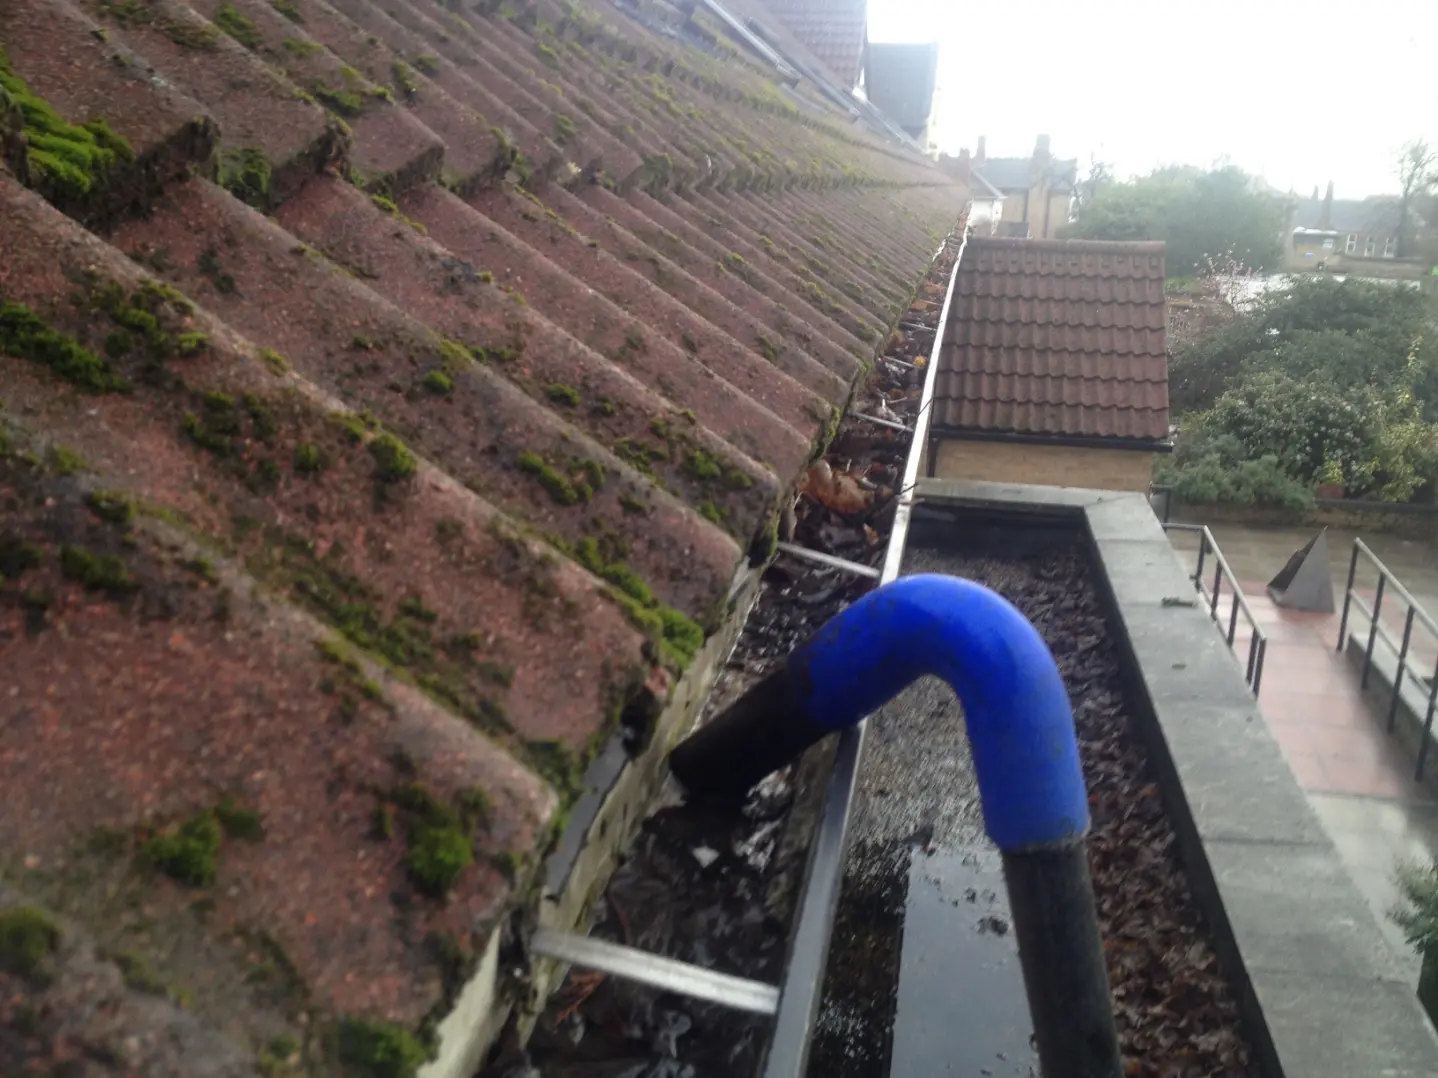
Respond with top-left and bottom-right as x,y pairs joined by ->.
0,0 -> 963,1068
935,237 -> 1170,442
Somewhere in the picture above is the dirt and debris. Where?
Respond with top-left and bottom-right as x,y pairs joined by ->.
477,237 -> 961,1078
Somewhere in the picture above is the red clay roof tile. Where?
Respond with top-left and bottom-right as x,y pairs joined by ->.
936,237 -> 1171,442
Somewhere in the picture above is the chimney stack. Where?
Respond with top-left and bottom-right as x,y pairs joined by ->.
975,135 -> 986,163
1034,133 -> 1051,161
1318,181 -> 1334,231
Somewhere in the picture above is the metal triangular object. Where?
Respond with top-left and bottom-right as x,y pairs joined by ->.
1266,528 -> 1334,612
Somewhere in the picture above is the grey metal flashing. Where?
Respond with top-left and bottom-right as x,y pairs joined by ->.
913,476 -> 1438,1078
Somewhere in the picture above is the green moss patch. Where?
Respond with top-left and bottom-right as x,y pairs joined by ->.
0,301 -> 128,392
215,795 -> 264,841
84,489 -> 135,526
0,907 -> 60,980
282,36 -> 322,57
517,449 -> 604,505
563,534 -> 703,669
263,535 -> 508,729
139,810 -> 223,886
59,544 -> 136,596
0,44 -> 135,205
368,433 -> 416,481
137,796 -> 264,886
218,146 -> 271,209
421,369 -> 452,395
383,783 -> 490,898
336,1017 -> 433,1078
214,2 -> 262,48
391,60 -> 418,98
543,382 -> 579,407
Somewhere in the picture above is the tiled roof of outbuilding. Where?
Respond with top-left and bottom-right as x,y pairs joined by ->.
0,0 -> 962,1069
935,237 -> 1170,443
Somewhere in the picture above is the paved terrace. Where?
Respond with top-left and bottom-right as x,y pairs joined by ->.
1168,519 -> 1438,981
0,0 -> 964,1072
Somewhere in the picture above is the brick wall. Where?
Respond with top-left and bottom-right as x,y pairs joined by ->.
933,438 -> 1154,493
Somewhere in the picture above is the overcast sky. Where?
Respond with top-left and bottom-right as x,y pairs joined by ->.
868,0 -> 1438,199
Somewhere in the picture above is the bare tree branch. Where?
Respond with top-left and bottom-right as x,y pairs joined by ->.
1396,140 -> 1437,258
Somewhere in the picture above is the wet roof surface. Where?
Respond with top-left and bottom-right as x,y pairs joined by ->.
0,0 -> 962,1068
935,236 -> 1171,442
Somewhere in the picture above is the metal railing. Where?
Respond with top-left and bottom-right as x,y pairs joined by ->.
1162,523 -> 1268,697
1336,538 -> 1438,781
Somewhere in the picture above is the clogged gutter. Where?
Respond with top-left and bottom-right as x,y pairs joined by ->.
477,236 -> 965,1078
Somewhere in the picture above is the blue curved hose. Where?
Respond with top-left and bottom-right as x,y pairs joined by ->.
789,573 -> 1089,851
669,573 -> 1091,852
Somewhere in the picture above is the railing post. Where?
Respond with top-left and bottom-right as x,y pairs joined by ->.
1390,607 -> 1417,732
1419,656 -> 1438,783
1246,632 -> 1259,686
1227,592 -> 1240,646
1362,574 -> 1387,691
1193,531 -> 1207,593
1337,541 -> 1360,652
1253,636 -> 1267,697
1210,557 -> 1223,621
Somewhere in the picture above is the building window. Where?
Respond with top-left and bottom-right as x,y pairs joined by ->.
1345,233 -> 1357,253
1384,236 -> 1398,258
1364,236 -> 1377,257
1321,237 -> 1335,250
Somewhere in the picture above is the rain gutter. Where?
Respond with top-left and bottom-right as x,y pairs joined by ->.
757,222 -> 970,1078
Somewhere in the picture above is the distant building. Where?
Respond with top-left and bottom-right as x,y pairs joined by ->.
863,42 -> 940,151
1284,182 -> 1429,277
967,134 -> 1077,240
750,0 -> 867,90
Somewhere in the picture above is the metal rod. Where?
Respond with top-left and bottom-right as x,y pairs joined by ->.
530,929 -> 780,1016
880,356 -> 918,371
1227,591 -> 1240,647
1253,636 -> 1267,697
761,228 -> 969,1078
1337,541 -> 1360,652
1420,654 -> 1438,782
1246,630 -> 1259,685
851,411 -> 913,433
1390,607 -> 1417,732
775,542 -> 881,580
1362,574 -> 1387,691
1193,527 -> 1207,592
